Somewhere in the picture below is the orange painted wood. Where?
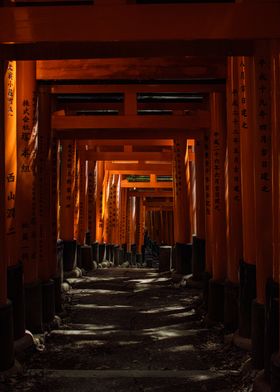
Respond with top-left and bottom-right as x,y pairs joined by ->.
4,61 -> 17,267
52,113 -> 210,132
173,136 -> 191,244
0,61 -> 7,304
87,139 -> 173,147
77,152 -> 86,245
225,57 -> 243,284
238,56 -> 256,266
16,61 -> 38,283
121,180 -> 172,189
95,161 -> 104,243
51,84 -> 223,95
85,151 -> 172,162
36,58 -> 226,81
253,46 -> 273,305
271,42 -> 280,284
87,160 -> 96,242
204,130 -> 212,275
0,4 -> 280,45
210,92 -> 227,281
194,137 -> 205,239
60,140 -> 76,241
37,85 -> 52,281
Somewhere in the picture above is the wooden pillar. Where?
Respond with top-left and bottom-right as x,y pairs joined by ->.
16,61 -> 38,283
74,147 -> 79,241
135,196 -> 144,253
270,41 -> 280,391
204,129 -> 212,277
87,160 -> 96,242
195,136 -> 205,240
77,149 -> 86,245
237,56 -> 257,339
5,61 -> 17,268
207,92 -> 227,323
60,140 -> 76,241
252,46 -> 273,369
95,161 -> 104,243
224,57 -> 243,331
37,85 -> 52,282
173,135 -> 191,244
125,194 -> 131,250
119,187 -> 127,245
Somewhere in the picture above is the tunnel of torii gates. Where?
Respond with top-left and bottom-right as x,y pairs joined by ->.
1,1 -> 280,390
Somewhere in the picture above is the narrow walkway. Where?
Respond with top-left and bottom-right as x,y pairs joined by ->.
6,269 -> 252,391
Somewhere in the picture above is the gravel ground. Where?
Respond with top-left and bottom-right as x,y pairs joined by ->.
0,268 -> 256,392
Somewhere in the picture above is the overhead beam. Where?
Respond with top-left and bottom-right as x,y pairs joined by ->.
105,162 -> 172,174
85,151 -> 172,161
52,113 -> 210,131
37,57 -> 226,80
121,180 -> 172,189
128,191 -> 173,198
85,140 -> 174,147
55,128 -> 203,140
51,84 -> 223,94
0,4 -> 279,59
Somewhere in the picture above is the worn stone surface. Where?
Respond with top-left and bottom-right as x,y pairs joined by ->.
1,269 -> 254,391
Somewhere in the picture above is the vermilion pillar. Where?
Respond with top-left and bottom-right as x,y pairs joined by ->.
135,196 -> 144,254
0,61 -> 15,370
251,47 -> 273,370
119,187 -> 127,246
270,41 -> 280,392
77,149 -> 86,245
192,136 -> 206,280
95,161 -> 104,243
204,130 -> 212,279
16,61 -> 38,283
173,136 -> 192,274
207,92 -> 227,323
224,57 -> 243,331
60,139 -> 77,272
237,56 -> 257,339
5,61 -> 17,268
87,160 -> 96,242
74,147 -> 80,242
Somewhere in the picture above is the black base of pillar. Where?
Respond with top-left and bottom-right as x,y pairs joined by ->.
99,243 -> 106,263
42,280 -> 55,325
224,281 -> 239,332
7,263 -> 25,340
175,242 -> 192,275
271,353 -> 280,392
92,242 -> 99,262
208,279 -> 224,323
251,300 -> 265,369
159,246 -> 172,273
63,240 -> 77,272
81,245 -> 93,271
118,248 -> 124,265
24,281 -> 42,333
136,253 -> 142,264
52,276 -> 63,314
113,245 -> 120,266
239,260 -> 256,338
57,239 -> 64,282
264,279 -> 279,381
192,236 -> 205,281
203,271 -> 212,309
85,231 -> 91,246
76,244 -> 82,269
0,301 -> 14,371
126,252 -> 132,264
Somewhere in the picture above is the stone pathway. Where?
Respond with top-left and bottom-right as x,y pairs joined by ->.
2,268 -> 253,391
